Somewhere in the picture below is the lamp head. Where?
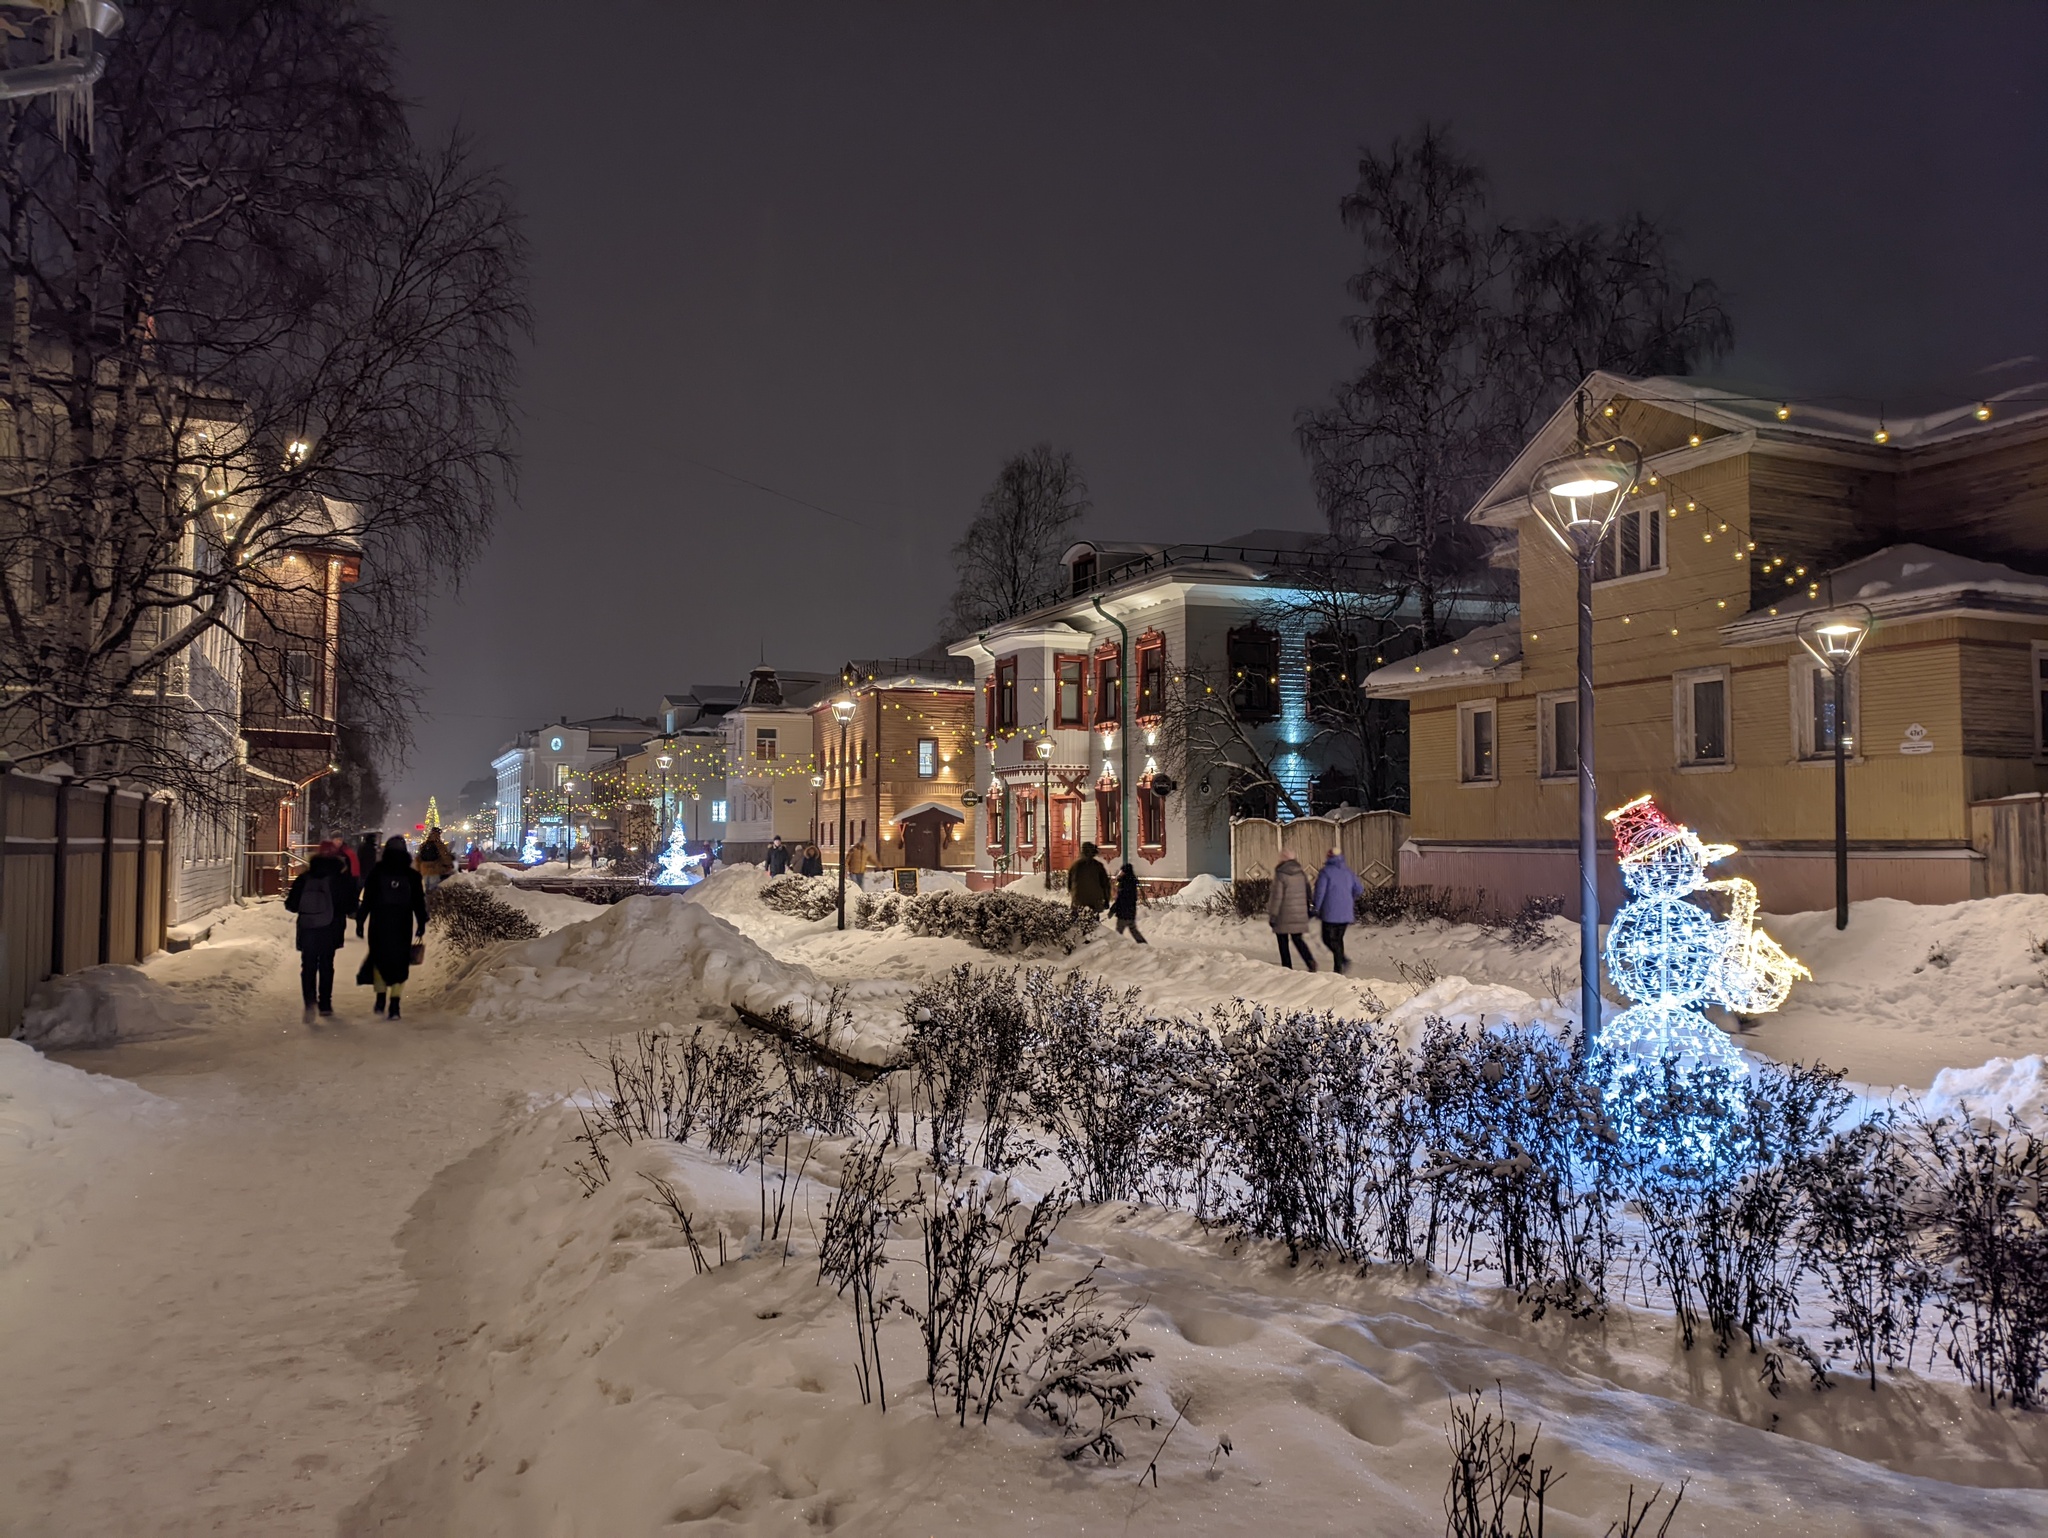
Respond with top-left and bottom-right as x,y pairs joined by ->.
831,694 -> 857,725
1529,440 -> 1643,557
1035,736 -> 1055,760
656,754 -> 672,770
1796,603 -> 1874,671
810,773 -> 824,788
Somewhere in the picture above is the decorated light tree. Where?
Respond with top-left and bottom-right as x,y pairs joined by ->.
519,827 -> 542,865
1598,795 -> 1809,1098
655,818 -> 696,886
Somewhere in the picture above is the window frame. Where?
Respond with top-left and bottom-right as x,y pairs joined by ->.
1792,655 -> 1861,762
994,656 -> 1019,732
1014,789 -> 1038,851
283,649 -> 316,717
1593,496 -> 1666,586
1137,777 -> 1166,853
1053,653 -> 1088,728
754,727 -> 779,762
1537,690 -> 1578,782
1307,630 -> 1358,725
1093,646 -> 1123,728
1136,633 -> 1167,720
986,792 -> 1007,852
1457,699 -> 1499,786
2033,641 -> 2048,760
1226,625 -> 1280,724
916,737 -> 938,778
1094,778 -> 1121,851
1673,665 -> 1733,771
710,799 -> 728,824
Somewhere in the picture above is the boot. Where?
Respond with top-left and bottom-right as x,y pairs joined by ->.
373,994 -> 387,1017
302,1004 -> 317,1025
387,999 -> 401,1021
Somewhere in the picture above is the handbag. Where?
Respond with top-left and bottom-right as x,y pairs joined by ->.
410,940 -> 426,965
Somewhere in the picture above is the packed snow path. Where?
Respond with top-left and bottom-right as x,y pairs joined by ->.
0,905 -> 595,1535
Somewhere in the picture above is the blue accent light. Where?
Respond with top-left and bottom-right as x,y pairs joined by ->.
1275,625 -> 1310,819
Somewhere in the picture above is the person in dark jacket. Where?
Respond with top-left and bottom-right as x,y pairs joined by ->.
1266,852 -> 1316,970
285,840 -> 358,1022
1111,863 -> 1147,944
354,833 -> 380,933
1311,847 -> 1367,975
1067,842 -> 1112,916
359,835 -> 429,1019
764,836 -> 792,876
798,843 -> 823,877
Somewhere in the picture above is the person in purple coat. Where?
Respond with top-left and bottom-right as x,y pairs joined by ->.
1312,847 -> 1366,975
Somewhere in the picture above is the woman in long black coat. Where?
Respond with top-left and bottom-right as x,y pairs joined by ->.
359,836 -> 429,1019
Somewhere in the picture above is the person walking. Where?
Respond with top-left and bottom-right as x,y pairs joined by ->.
285,839 -> 357,1023
844,840 -> 869,878
464,843 -> 484,873
1067,840 -> 1112,918
358,835 -> 429,1020
798,843 -> 823,877
1312,846 -> 1366,975
1111,862 -> 1147,944
764,835 -> 792,876
416,827 -> 455,890
1266,850 -> 1316,970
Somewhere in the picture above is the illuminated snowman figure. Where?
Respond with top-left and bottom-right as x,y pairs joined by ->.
1600,795 -> 1809,1084
655,820 -> 699,886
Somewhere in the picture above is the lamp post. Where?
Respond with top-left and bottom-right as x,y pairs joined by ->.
832,693 -> 857,930
1034,735 -> 1056,888
1529,429 -> 1643,1057
810,772 -> 824,850
562,777 -> 578,871
656,752 -> 673,844
1798,602 -> 1873,930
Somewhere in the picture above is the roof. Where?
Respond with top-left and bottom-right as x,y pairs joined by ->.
1363,620 -> 1524,698
890,800 -> 966,824
842,656 -> 975,690
1468,371 -> 2048,529
570,714 -> 658,731
1721,543 -> 2048,645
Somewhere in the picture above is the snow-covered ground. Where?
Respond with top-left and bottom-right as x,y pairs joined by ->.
0,873 -> 2043,1534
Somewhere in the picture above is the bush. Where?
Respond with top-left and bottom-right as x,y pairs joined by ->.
427,880 -> 542,953
901,887 -> 1097,954
760,874 -> 842,921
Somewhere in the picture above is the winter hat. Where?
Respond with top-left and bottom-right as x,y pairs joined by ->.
1606,795 -> 1686,864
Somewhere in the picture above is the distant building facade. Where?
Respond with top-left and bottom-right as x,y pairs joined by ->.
720,667 -> 831,861
492,713 -> 656,852
811,657 -> 977,872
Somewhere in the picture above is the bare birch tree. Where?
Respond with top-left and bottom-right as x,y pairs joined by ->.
945,444 -> 1089,635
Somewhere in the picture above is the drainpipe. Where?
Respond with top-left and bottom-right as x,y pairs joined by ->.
970,634 -> 1011,877
1090,596 -> 1132,865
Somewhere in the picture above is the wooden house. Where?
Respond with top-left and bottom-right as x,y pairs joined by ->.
810,658 -> 977,873
1367,372 -> 2048,916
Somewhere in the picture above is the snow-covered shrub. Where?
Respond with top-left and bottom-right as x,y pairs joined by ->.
816,1132 -> 915,1408
1444,1387 -> 1685,1538
904,965 -> 1036,1172
1917,1113 -> 2048,1408
1229,877 -> 1270,920
855,890 -> 905,929
427,880 -> 543,953
1802,1111 -> 1930,1390
1024,970 -> 1178,1206
759,874 -> 841,921
901,887 -> 1097,954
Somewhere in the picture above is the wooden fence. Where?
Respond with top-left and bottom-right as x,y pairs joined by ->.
1230,810 -> 1409,890
1,771 -> 173,1038
1970,791 -> 2048,897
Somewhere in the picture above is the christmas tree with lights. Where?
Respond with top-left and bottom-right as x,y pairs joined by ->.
655,818 -> 696,886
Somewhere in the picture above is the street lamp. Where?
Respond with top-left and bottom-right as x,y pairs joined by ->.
1798,602 -> 1873,931
1035,734 -> 1056,889
1529,430 -> 1643,1056
832,693 -> 858,930
561,778 -> 578,871
656,752 -> 674,844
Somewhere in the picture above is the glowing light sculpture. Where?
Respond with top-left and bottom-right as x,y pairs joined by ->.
655,818 -> 700,887
519,828 -> 542,865
1597,796 -> 1810,1100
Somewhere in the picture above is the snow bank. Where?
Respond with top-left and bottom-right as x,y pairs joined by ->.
16,965 -> 196,1049
1163,871 -> 1231,907
1924,1054 -> 2047,1132
449,895 -> 915,1063
1383,976 -> 1557,1044
449,864 -> 605,933
0,1039 -> 167,1267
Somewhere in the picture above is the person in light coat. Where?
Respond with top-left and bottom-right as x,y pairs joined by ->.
1312,847 -> 1367,975
1266,852 -> 1316,970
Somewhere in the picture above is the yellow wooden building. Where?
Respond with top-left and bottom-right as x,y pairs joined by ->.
1368,372 -> 2048,917
811,658 -> 978,873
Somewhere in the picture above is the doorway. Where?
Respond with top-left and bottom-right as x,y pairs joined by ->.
1049,793 -> 1081,875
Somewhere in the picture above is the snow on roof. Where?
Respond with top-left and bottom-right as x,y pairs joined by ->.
889,800 -> 965,824
1363,619 -> 1523,697
1722,542 -> 2048,644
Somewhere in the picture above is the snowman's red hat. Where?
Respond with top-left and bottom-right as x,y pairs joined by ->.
1606,795 -> 1686,864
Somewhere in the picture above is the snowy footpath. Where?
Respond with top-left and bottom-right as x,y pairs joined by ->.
1,870 -> 2044,1535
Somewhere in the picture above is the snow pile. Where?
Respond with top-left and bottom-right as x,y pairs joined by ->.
0,1039 -> 167,1267
449,895 -> 915,1062
1924,1054 -> 2047,1132
1383,976 -> 1557,1044
16,965 -> 196,1049
1163,871 -> 1231,907
451,864 -> 606,933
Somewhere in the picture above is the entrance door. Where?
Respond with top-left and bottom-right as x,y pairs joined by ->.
1049,794 -> 1081,874
902,814 -> 942,870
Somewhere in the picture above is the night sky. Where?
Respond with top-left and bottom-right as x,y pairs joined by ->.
385,1 -> 2048,825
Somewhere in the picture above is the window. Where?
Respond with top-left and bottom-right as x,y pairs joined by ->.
1054,654 -> 1087,727
917,738 -> 938,778
555,763 -> 573,788
2034,642 -> 2048,757
710,800 -> 728,823
1307,631 -> 1357,724
1227,626 -> 1280,723
1071,554 -> 1097,594
1228,770 -> 1277,821
754,728 -> 779,761
1675,668 -> 1730,767
1309,768 -> 1359,816
1094,649 -> 1123,727
994,657 -> 1019,731
1138,779 -> 1166,850
987,792 -> 1007,851
1458,700 -> 1497,784
1539,691 -> 1578,780
1594,499 -> 1664,583
1016,792 -> 1037,849
1094,780 -> 1121,850
283,650 -> 315,715
1137,635 -> 1167,718
1795,658 -> 1857,760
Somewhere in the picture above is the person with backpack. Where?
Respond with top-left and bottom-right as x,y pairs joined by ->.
359,835 -> 429,1019
1111,862 -> 1147,944
1266,850 -> 1316,971
416,827 -> 455,890
285,840 -> 358,1024
1311,845 -> 1367,975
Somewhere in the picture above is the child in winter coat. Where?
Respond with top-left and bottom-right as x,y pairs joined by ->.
1111,864 -> 1147,944
285,840 -> 358,1022
1266,853 -> 1316,970
1311,848 -> 1367,975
